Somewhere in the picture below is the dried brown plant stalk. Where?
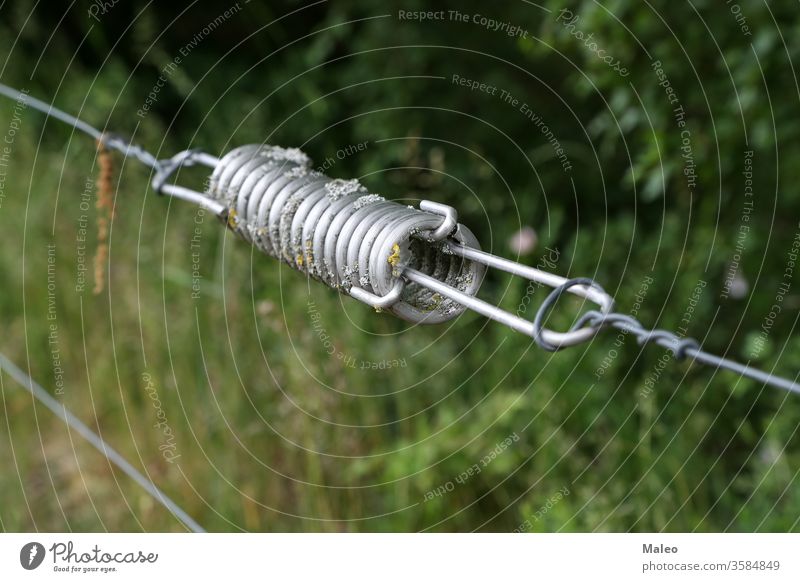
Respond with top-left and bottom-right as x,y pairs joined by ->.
94,139 -> 115,294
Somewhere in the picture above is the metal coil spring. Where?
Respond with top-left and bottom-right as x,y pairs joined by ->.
206,144 -> 485,324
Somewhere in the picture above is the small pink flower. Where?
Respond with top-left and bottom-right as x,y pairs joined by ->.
508,226 -> 538,255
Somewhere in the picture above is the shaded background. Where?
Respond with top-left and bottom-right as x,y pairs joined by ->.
0,0 -> 798,531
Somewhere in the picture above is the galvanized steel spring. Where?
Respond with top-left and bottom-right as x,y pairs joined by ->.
206,144 -> 485,324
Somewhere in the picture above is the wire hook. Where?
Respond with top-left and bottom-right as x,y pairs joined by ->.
404,242 -> 615,348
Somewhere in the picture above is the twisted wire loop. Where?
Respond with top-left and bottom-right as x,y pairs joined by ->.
100,132 -> 161,169
531,277 -> 610,352
534,278 -> 800,395
205,144 -> 485,324
151,148 -> 203,192
146,148 -> 224,214
569,311 -> 700,360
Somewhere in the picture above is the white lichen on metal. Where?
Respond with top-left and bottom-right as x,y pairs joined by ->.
283,165 -> 309,179
280,194 -> 306,262
353,194 -> 383,209
303,240 -> 314,272
342,265 -> 357,289
325,178 -> 366,201
262,145 -> 311,166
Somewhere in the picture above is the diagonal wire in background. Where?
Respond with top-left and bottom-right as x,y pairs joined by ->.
0,352 -> 205,533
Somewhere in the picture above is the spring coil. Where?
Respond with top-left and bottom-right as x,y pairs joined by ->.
206,144 -> 485,324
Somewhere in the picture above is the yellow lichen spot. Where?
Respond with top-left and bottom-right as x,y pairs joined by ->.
387,243 -> 401,268
305,241 -> 314,268
422,293 -> 443,312
227,208 -> 239,228
296,254 -> 304,267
